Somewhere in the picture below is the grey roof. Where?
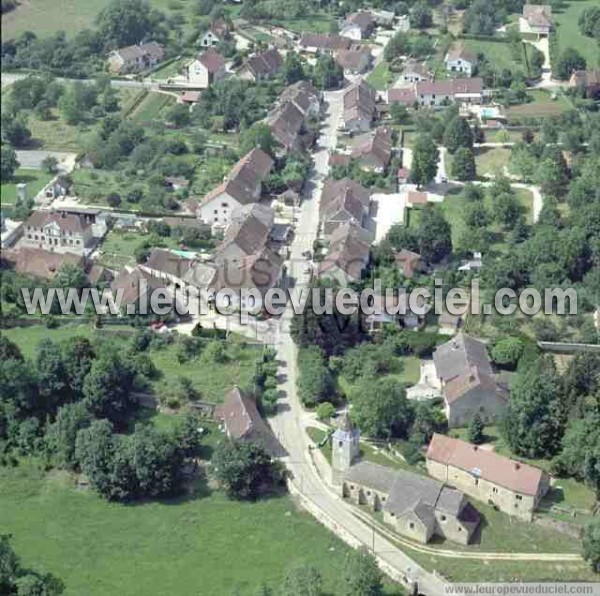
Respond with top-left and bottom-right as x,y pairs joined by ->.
344,461 -> 397,494
435,485 -> 465,516
384,470 -> 443,517
433,332 -> 493,382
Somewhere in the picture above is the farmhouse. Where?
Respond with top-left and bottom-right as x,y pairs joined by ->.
215,387 -> 280,454
432,333 -> 508,427
21,210 -> 94,256
342,79 -> 377,133
197,148 -> 273,228
340,11 -> 376,40
267,101 -> 306,153
107,42 -> 164,74
238,48 -> 283,82
335,47 -> 372,76
387,86 -> 417,106
416,78 -> 484,107
320,177 -> 372,237
398,59 -> 431,84
187,48 -> 227,88
298,33 -> 352,54
570,70 -> 600,99
444,46 -> 478,77
520,5 -> 553,37
350,126 -> 394,173
318,222 -> 371,285
199,18 -> 232,47
277,81 -> 321,119
426,434 -> 550,521
3,247 -> 83,281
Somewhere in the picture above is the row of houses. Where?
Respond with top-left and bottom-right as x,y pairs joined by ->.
388,77 -> 486,108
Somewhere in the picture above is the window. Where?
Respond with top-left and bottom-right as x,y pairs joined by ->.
408,522 -> 414,530
492,487 -> 498,494
516,495 -> 523,501
221,202 -> 228,208
366,491 -> 371,496
440,515 -> 446,522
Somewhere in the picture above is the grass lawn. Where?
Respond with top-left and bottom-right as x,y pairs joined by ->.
1,324 -> 97,358
367,61 -> 396,90
281,12 -> 336,34
404,207 -> 421,231
0,460 -> 368,596
1,168 -> 53,203
474,147 -> 511,177
463,38 -> 527,73
506,89 -> 571,121
554,0 -> 599,68
149,58 -> 187,80
131,92 -> 176,122
27,110 -> 92,152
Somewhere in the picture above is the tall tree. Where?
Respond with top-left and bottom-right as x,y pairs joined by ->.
451,147 -> 476,181
342,548 -> 383,596
505,356 -> 565,458
443,116 -> 473,154
583,519 -> 600,573
418,205 -> 452,263
410,134 -> 439,187
96,0 -> 165,46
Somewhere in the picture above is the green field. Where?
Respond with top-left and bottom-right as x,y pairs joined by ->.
131,92 -> 176,122
1,168 -> 52,203
463,38 -> 527,73
474,147 -> 512,177
1,324 -> 261,404
506,89 -> 571,121
280,12 -> 336,34
367,61 -> 396,90
0,460 -> 362,596
554,0 -> 600,68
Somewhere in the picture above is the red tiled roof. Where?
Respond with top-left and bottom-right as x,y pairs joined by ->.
407,190 -> 428,204
198,48 -> 226,73
427,434 -> 546,496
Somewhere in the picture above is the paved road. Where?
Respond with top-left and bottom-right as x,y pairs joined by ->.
15,150 -> 77,171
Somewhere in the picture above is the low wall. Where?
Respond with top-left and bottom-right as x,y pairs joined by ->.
539,341 -> 600,354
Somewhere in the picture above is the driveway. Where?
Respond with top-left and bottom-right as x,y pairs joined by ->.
15,150 -> 77,172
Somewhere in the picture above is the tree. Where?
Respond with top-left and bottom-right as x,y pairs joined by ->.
384,31 -> 410,62
560,353 -> 600,419
316,402 -> 335,421
443,117 -> 473,154
351,377 -> 413,439
0,145 -> 19,182
583,519 -> 600,573
578,6 -> 600,39
0,534 -> 64,595
491,337 -> 524,367
58,83 -> 87,125
44,402 -> 92,469
451,147 -> 476,181
410,134 -> 438,187
342,548 -> 383,596
464,0 -> 504,35
212,439 -> 283,500
493,192 -> 522,229
240,123 -> 278,157
535,150 -> 569,199
282,564 -> 323,596
166,103 -> 191,128
96,0 -> 165,46
410,1 -> 432,29
390,103 -> 409,124
418,205 -> 452,263
82,352 -> 136,426
468,413 -> 485,444
1,114 -> 31,148
62,336 -> 95,396
297,346 -> 333,406
41,155 -> 59,174
35,339 -> 70,414
283,51 -> 304,85
105,193 -> 122,208
410,400 -> 447,445
553,48 -> 586,80
505,356 -> 565,458
312,54 -> 344,90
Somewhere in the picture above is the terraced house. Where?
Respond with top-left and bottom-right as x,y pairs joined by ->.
21,211 -> 94,256
427,434 -> 550,522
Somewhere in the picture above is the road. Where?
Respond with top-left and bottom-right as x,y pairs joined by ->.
264,90 -> 449,595
15,150 -> 77,171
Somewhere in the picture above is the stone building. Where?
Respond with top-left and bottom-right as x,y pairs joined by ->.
426,434 -> 550,522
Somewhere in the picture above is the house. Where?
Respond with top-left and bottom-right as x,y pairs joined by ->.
197,148 -> 273,228
107,42 -> 164,74
110,266 -> 176,315
397,14 -> 411,32
387,86 -> 417,106
140,248 -> 195,289
335,47 -> 372,76
340,11 -> 376,40
199,18 -> 232,47
320,177 -> 372,237
350,126 -> 394,173
298,33 -> 352,54
399,59 -> 431,84
187,48 -> 227,88
432,333 -> 509,427
215,386 -> 280,454
238,48 -> 283,82
438,311 -> 462,335
427,433 -> 550,521
570,69 -> 600,99
364,291 -> 426,332
372,9 -> 395,27
520,5 -> 553,37
164,176 -> 190,192
277,81 -> 321,119
407,190 -> 428,206
3,247 -> 83,280
267,100 -> 306,153
444,46 -> 478,77
415,78 -> 484,107
213,204 -> 274,266
318,222 -> 371,284
179,90 -> 201,105
342,80 -> 377,133
44,176 -> 70,199
22,210 -> 94,256
333,414 -> 480,545
86,264 -> 113,286
394,248 -> 425,278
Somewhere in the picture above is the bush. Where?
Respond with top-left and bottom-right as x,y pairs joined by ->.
316,402 -> 335,421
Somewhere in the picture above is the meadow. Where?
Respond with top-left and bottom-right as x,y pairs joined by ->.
553,0 -> 599,68
0,168 -> 52,204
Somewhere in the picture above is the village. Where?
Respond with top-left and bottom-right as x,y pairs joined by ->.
1,0 -> 600,594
